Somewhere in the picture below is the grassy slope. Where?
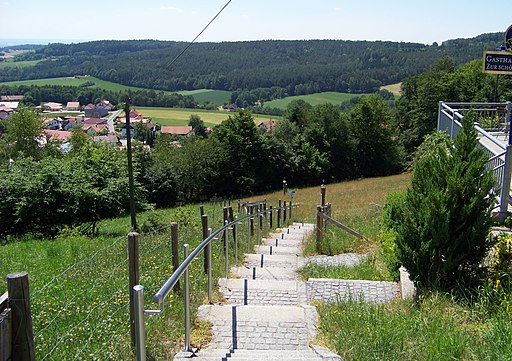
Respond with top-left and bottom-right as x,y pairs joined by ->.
380,82 -> 402,96
138,106 -> 281,127
0,76 -> 231,105
265,92 -> 363,109
3,173 -> 510,359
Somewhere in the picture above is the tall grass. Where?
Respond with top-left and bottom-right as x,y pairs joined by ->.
317,293 -> 512,361
0,202 -> 257,360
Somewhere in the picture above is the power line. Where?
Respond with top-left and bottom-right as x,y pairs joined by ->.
167,0 -> 233,69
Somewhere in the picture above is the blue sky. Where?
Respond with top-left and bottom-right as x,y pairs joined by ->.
1,0 -> 511,44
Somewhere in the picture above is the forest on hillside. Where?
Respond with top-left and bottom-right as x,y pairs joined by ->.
0,33 -> 503,100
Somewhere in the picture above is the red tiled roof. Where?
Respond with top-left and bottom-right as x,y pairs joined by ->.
161,126 -> 193,135
44,130 -> 72,141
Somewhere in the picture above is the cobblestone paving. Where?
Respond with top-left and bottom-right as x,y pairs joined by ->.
176,221 -> 400,360
304,253 -> 367,267
306,278 -> 401,304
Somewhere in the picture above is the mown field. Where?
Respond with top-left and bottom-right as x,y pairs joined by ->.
380,82 -> 402,96
0,76 -> 231,105
265,91 -> 364,109
137,106 -> 280,127
0,59 -> 42,69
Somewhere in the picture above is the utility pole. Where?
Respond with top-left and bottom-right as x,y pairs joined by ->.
125,97 -> 137,231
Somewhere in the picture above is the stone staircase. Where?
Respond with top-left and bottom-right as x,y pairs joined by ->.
173,222 -> 401,360
174,223 -> 341,361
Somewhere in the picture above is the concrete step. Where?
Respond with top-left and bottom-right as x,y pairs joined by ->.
261,237 -> 303,247
244,254 -> 299,268
181,347 -> 341,361
219,279 -> 301,306
196,305 -> 318,351
231,266 -> 298,281
254,245 -> 301,255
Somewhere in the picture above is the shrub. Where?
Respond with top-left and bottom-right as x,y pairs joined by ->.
393,114 -> 495,291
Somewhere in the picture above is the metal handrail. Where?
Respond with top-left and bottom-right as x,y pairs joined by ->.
133,200 -> 299,360
438,101 -> 512,215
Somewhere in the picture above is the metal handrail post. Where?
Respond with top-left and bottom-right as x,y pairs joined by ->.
247,213 -> 251,253
290,200 -> 293,224
224,220 -> 229,279
183,244 -> 191,352
207,228 -> 213,304
257,214 -> 261,245
133,285 -> 146,361
234,218 -> 238,262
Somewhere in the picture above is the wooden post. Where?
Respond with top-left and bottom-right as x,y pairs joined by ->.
283,201 -> 287,225
316,206 -> 323,253
321,184 -> 326,207
128,232 -> 140,348
269,206 -> 273,229
7,272 -> 35,361
229,206 -> 236,239
125,99 -> 138,231
171,223 -> 180,291
201,215 -> 209,275
277,200 -> 282,228
0,303 -> 11,361
290,199 -> 293,224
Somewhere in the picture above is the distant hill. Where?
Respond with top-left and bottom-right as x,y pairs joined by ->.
0,34 -> 503,98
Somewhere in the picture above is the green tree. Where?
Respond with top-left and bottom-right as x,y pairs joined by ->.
213,111 -> 265,195
349,95 -> 403,176
68,127 -> 90,155
393,115 -> 495,291
5,108 -> 44,159
188,114 -> 207,137
305,103 -> 355,180
286,100 -> 312,129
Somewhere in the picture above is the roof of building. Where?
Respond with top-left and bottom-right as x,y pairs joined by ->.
161,126 -> 193,135
44,130 -> 73,142
83,124 -> 109,133
0,95 -> 23,101
0,102 -> 19,110
66,101 -> 80,108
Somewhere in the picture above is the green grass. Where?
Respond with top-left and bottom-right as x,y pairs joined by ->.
178,89 -> 231,106
265,92 -> 364,109
0,59 -> 42,69
318,294 -> 512,361
137,106 -> 280,127
298,256 -> 391,281
0,202 -> 274,360
0,76 -> 145,92
0,76 -> 231,105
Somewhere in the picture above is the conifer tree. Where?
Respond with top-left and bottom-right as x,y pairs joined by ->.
394,113 -> 495,290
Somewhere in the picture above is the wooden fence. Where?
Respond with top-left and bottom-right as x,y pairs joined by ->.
315,185 -> 368,252
1,272 -> 36,361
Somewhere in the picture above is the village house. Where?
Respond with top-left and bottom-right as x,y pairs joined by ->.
160,126 -> 193,136
43,129 -> 73,143
96,99 -> 115,111
94,133 -> 120,146
0,105 -> 13,120
84,104 -> 108,118
43,102 -> 63,112
258,119 -> 278,133
66,101 -> 81,111
0,101 -> 19,111
0,95 -> 23,102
